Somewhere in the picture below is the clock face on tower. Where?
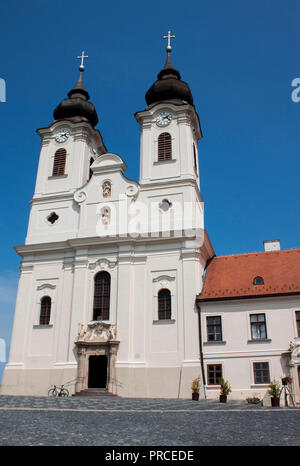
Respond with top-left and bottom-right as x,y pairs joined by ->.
55,129 -> 70,143
156,112 -> 172,127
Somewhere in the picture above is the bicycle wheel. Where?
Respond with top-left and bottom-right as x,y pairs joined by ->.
48,388 -> 57,397
61,388 -> 69,397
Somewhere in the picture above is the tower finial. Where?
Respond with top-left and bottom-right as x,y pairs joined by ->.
163,30 -> 175,53
77,51 -> 88,72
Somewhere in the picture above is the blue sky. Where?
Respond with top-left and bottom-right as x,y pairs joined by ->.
0,0 -> 299,381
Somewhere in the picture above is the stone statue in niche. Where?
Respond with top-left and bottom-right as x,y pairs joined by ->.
102,181 -> 111,198
101,206 -> 110,225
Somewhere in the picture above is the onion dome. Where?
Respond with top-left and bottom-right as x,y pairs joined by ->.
145,50 -> 193,106
53,69 -> 98,127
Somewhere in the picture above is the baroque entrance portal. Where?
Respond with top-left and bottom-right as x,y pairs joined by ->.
75,321 -> 119,394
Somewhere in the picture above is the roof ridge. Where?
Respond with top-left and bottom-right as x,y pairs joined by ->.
213,248 -> 300,259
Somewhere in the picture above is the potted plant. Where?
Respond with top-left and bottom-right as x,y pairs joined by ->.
219,378 -> 231,403
281,376 -> 292,386
246,397 -> 261,405
191,377 -> 201,400
267,379 -> 281,407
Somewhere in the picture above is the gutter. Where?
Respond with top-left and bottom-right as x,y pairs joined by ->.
195,255 -> 215,399
196,300 -> 207,399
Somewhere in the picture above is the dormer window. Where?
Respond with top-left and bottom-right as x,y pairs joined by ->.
158,132 -> 172,161
253,276 -> 264,286
52,148 -> 66,176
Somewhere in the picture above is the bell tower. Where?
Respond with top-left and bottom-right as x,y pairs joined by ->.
135,32 -> 202,190
26,54 -> 106,244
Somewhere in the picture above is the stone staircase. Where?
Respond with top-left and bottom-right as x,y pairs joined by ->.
73,388 -> 117,397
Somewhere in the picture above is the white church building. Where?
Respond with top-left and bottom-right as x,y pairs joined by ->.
1,41 -> 300,402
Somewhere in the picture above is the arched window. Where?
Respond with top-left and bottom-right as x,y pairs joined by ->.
93,272 -> 111,321
193,144 -> 198,174
52,148 -> 66,176
253,276 -> 264,286
89,157 -> 94,180
158,289 -> 172,320
158,132 -> 172,161
40,296 -> 51,325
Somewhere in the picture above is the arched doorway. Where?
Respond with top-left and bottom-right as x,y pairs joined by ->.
88,355 -> 108,388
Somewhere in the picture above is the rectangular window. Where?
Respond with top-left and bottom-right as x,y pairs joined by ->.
296,311 -> 300,337
207,316 -> 222,341
207,364 -> 222,385
253,362 -> 270,384
250,314 -> 267,340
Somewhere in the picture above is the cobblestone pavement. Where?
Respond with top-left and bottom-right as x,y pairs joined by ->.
0,395 -> 299,446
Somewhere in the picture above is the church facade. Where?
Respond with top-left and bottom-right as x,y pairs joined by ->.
1,45 -> 300,403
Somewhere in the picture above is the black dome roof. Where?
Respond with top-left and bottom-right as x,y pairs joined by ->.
145,52 -> 193,106
53,72 -> 98,127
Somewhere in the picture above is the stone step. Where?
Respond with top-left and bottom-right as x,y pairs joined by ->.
73,389 -> 117,397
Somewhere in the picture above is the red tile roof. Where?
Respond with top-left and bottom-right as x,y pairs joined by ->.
197,248 -> 300,302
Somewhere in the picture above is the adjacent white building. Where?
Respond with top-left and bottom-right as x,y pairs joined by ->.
197,245 -> 300,403
1,45 -> 300,403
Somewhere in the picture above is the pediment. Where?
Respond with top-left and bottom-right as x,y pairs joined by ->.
92,153 -> 127,173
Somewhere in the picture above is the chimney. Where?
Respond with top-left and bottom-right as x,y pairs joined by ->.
263,240 -> 280,252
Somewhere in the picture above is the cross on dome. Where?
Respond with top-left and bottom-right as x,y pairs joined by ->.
163,30 -> 175,52
77,51 -> 88,71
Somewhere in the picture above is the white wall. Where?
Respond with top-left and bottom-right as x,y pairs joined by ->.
200,296 -> 300,401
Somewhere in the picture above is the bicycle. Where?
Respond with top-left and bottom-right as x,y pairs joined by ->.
48,384 -> 69,397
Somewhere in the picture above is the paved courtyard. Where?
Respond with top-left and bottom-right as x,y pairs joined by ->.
0,395 -> 299,446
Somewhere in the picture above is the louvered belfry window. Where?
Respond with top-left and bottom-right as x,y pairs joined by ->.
52,148 -> 66,176
40,296 -> 51,325
93,272 -> 111,321
158,289 -> 171,320
158,132 -> 172,161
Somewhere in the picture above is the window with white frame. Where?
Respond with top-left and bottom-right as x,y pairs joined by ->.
253,362 -> 270,384
250,313 -> 267,340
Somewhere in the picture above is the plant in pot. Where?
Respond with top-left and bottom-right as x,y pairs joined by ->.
281,376 -> 292,386
267,379 -> 281,407
191,377 -> 201,401
219,378 -> 231,403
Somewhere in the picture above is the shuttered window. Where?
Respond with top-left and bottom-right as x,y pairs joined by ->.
93,272 -> 111,321
52,148 -> 66,176
158,289 -> 171,320
40,296 -> 51,325
158,133 -> 172,161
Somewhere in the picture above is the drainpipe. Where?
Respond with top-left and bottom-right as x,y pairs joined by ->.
196,300 -> 207,399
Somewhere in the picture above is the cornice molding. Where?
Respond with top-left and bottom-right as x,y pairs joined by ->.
36,283 -> 56,290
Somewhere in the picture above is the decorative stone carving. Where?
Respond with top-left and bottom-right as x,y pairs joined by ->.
100,206 -> 111,225
74,191 -> 87,203
126,184 -> 139,199
102,181 -> 111,198
153,274 -> 175,288
76,321 -> 117,344
289,337 -> 300,365
88,258 -> 118,271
